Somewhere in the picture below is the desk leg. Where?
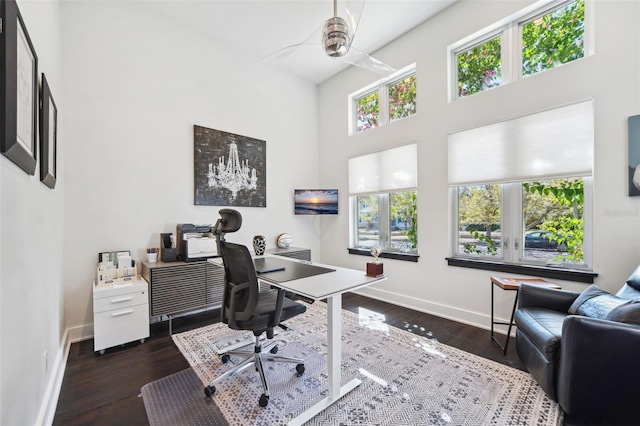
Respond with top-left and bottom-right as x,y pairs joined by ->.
327,294 -> 341,399
287,294 -> 362,426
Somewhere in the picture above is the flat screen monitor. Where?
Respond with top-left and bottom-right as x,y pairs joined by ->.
294,189 -> 338,215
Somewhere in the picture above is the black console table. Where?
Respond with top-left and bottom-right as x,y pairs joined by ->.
266,246 -> 311,262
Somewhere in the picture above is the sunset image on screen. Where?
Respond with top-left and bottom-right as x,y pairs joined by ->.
294,189 -> 338,215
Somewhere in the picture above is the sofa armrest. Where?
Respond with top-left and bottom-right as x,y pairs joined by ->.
517,283 -> 580,312
558,315 -> 640,424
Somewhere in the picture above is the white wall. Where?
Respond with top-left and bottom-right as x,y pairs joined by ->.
60,1 -> 321,337
317,1 -> 640,328
0,1 -> 64,425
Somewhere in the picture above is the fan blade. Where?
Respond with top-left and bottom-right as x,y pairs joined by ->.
259,21 -> 324,66
336,46 -> 396,76
344,0 -> 366,45
258,43 -> 305,66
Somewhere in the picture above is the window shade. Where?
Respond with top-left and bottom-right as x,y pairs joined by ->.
349,144 -> 417,195
448,100 -> 593,186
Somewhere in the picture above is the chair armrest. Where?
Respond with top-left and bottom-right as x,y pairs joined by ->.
558,315 -> 640,423
272,288 -> 286,327
517,283 -> 579,312
227,281 -> 250,329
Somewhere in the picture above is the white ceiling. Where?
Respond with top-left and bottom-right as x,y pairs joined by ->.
142,0 -> 457,84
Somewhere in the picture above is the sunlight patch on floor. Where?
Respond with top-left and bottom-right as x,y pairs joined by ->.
357,307 -> 389,334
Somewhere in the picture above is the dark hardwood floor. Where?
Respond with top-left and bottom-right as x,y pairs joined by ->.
53,293 -> 524,425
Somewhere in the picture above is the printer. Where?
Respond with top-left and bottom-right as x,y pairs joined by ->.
176,224 -> 218,262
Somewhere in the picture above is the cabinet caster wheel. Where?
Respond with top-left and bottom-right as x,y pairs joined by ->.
140,338 -> 146,344
259,394 -> 269,407
221,354 -> 230,363
204,385 -> 216,398
296,363 -> 305,376
98,350 -> 105,356
270,346 -> 278,354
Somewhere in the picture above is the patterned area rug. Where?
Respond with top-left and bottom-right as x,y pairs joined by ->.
146,302 -> 562,425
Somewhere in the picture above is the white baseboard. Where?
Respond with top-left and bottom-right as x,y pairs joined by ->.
35,323 -> 93,426
35,330 -> 70,426
352,287 -> 515,337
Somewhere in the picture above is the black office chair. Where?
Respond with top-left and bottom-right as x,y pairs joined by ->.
204,208 -> 306,407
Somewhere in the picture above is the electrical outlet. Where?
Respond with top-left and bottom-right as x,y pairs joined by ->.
43,351 -> 48,374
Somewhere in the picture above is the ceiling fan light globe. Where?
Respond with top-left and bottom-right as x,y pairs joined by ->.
322,17 -> 351,58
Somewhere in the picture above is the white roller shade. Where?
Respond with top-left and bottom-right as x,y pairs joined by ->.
448,100 -> 593,186
349,144 -> 417,195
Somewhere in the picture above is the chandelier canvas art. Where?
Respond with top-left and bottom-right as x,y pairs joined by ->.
194,125 -> 266,207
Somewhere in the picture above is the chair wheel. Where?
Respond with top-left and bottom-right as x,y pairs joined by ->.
296,363 -> 305,375
204,385 -> 216,397
270,345 -> 278,354
221,354 -> 230,363
259,394 -> 269,407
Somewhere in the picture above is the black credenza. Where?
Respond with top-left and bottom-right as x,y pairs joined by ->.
141,260 -> 224,322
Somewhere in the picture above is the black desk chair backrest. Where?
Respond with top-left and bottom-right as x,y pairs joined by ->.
218,239 -> 260,326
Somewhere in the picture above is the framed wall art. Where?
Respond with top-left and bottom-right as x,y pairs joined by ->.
39,73 -> 57,189
0,0 -> 38,175
629,115 -> 640,196
194,125 -> 266,207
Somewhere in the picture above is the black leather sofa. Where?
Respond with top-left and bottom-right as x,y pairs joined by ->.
514,267 -> 640,425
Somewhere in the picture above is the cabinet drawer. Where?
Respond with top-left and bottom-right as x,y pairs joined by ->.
94,303 -> 149,352
94,290 -> 148,314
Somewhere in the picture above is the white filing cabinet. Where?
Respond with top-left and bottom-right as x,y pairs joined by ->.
93,277 -> 150,354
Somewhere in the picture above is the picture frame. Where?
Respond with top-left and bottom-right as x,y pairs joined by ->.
193,125 -> 266,207
39,73 -> 57,188
629,115 -> 640,196
0,0 -> 38,175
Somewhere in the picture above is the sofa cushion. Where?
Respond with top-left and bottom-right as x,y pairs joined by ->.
569,284 -> 640,325
625,265 -> 640,291
616,283 -> 640,300
514,308 -> 565,360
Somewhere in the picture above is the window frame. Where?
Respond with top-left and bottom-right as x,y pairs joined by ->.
450,177 -> 593,271
351,190 -> 419,256
448,0 -> 591,102
453,29 -> 507,99
349,64 -> 416,135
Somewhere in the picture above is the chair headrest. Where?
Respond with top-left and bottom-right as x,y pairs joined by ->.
214,209 -> 242,234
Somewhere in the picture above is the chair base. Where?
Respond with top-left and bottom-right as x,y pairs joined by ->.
204,334 -> 305,407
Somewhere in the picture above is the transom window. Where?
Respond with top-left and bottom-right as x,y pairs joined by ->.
450,0 -> 588,100
350,65 -> 417,135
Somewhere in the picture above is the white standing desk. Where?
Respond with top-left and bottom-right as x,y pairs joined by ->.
255,255 -> 388,426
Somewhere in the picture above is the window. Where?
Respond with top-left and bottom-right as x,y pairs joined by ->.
449,100 -> 593,269
521,0 -> 585,77
350,65 -> 416,134
456,179 -> 587,265
449,0 -> 588,100
457,34 -> 502,98
355,90 -> 379,133
388,74 -> 417,123
349,144 -> 418,255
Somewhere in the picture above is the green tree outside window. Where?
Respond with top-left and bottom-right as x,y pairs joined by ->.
356,92 -> 379,133
522,0 -> 585,77
388,75 -> 416,122
457,36 -> 502,98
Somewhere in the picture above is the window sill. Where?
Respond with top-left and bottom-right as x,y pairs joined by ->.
349,248 -> 419,262
445,257 -> 597,283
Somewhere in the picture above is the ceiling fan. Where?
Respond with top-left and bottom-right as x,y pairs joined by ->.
260,0 -> 397,77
